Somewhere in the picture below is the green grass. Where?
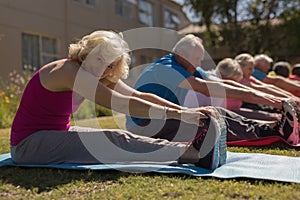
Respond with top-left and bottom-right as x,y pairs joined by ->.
0,117 -> 299,200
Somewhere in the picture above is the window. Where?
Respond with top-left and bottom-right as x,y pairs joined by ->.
164,10 -> 180,29
115,0 -> 137,20
22,33 -> 59,71
73,0 -> 96,7
138,0 -> 153,26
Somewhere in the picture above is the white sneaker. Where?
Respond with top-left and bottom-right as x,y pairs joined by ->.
192,116 -> 227,170
278,101 -> 299,145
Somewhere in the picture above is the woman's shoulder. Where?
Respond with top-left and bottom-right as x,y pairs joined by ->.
42,59 -> 80,75
39,59 -> 80,91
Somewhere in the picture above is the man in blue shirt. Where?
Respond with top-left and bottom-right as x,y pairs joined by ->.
253,54 -> 300,97
126,34 -> 299,145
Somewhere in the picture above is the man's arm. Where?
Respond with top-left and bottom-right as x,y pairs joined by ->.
178,76 -> 282,109
263,75 -> 300,97
244,78 -> 294,98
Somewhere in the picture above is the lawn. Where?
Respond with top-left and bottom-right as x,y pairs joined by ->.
0,116 -> 299,200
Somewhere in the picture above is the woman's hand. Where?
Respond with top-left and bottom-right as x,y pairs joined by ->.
287,97 -> 300,108
180,106 -> 219,126
251,92 -> 282,109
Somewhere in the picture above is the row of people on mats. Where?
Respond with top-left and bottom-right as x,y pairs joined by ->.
184,53 -> 300,121
10,30 -> 300,171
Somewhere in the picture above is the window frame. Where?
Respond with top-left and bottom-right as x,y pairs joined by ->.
115,0 -> 138,21
73,0 -> 96,8
22,32 -> 60,71
163,9 -> 180,29
138,0 -> 154,26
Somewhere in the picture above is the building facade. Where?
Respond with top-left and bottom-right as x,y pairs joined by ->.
0,0 -> 190,79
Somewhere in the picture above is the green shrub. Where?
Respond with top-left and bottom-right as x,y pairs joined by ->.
0,70 -> 31,128
72,100 -> 112,120
95,104 -> 112,117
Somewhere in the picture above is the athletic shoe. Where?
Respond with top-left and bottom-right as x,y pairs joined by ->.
286,99 -> 300,143
192,116 -> 227,170
285,98 -> 300,119
216,115 -> 227,166
278,100 -> 299,145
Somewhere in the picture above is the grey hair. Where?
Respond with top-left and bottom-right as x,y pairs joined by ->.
172,34 -> 203,54
254,54 -> 273,64
215,58 -> 243,80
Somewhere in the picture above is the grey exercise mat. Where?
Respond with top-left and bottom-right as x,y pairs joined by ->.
0,152 -> 299,183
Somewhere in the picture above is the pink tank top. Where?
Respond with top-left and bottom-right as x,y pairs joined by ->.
10,69 -> 84,145
222,98 -> 243,110
221,78 -> 245,110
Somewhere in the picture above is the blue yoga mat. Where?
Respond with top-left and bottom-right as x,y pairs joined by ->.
0,152 -> 299,183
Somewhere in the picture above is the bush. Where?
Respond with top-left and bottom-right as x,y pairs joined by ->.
0,70 -> 31,128
95,104 -> 113,117
72,100 -> 112,120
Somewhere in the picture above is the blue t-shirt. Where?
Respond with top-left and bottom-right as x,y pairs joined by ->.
126,53 -> 210,129
252,68 -> 267,81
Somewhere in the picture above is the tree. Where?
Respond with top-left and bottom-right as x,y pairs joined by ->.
185,0 -> 300,58
279,0 -> 300,57
186,0 -> 220,47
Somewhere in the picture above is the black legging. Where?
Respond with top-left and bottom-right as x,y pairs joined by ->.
128,107 -> 280,142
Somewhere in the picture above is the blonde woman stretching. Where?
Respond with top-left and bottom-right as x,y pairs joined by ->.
10,30 -> 226,170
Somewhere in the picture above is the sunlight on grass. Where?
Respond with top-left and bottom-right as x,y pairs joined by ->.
0,116 -> 300,199
0,128 -> 10,153
70,114 -> 125,129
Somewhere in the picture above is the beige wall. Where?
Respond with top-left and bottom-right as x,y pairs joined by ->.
0,0 -> 189,80
0,0 -> 67,77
